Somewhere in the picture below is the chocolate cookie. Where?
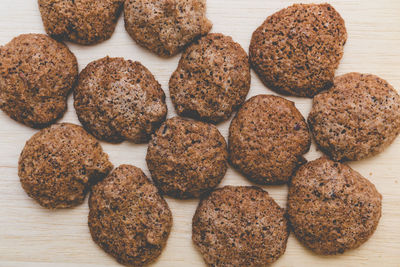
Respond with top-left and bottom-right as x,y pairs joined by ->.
169,33 -> 251,123
0,34 -> 78,128
146,117 -> 227,198
287,158 -> 382,255
74,57 -> 167,143
229,95 -> 311,184
89,165 -> 172,266
308,73 -> 400,161
193,186 -> 289,266
38,0 -> 123,45
249,3 -> 347,97
18,123 -> 113,209
124,0 -> 212,57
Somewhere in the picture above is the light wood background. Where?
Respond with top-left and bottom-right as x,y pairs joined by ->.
0,0 -> 399,266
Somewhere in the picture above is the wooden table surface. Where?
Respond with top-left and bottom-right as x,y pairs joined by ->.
0,0 -> 399,266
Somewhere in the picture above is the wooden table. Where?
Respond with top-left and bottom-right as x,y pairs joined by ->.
1,0 -> 399,266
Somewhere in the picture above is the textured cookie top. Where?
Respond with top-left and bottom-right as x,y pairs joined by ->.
89,165 -> 172,266
18,123 -> 113,209
124,0 -> 212,57
74,57 -> 167,143
146,117 -> 228,198
229,94 -> 311,184
308,72 -> 400,161
287,158 -> 382,255
38,0 -> 124,45
0,34 -> 78,128
192,186 -> 289,266
169,33 -> 251,123
249,3 -> 347,97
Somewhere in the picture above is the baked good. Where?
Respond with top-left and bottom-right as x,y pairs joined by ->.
169,33 -> 251,123
0,33 -> 78,128
124,0 -> 212,57
308,72 -> 400,161
74,56 -> 167,143
287,157 -> 382,255
89,165 -> 172,266
146,117 -> 227,198
229,94 -> 311,184
249,3 -> 347,97
192,186 -> 289,266
38,0 -> 124,45
18,123 -> 113,209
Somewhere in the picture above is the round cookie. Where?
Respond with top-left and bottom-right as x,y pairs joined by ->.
124,0 -> 212,57
308,72 -> 400,161
169,33 -> 251,123
89,165 -> 172,266
287,157 -> 382,255
249,3 -> 347,97
74,57 -> 167,143
18,123 -> 113,209
0,34 -> 78,128
192,186 -> 289,266
38,0 -> 124,45
229,94 -> 311,185
146,117 -> 227,198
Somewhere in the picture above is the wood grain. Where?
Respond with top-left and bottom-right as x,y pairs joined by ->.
0,0 -> 399,266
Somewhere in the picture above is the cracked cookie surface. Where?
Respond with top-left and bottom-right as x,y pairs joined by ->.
38,0 -> 124,45
249,3 -> 347,97
170,33 -> 250,123
287,158 -> 382,255
229,95 -> 311,184
0,34 -> 78,128
193,186 -> 289,266
308,72 -> 400,161
124,0 -> 212,57
146,117 -> 227,198
74,56 -> 167,143
19,123 -> 113,209
89,165 -> 172,266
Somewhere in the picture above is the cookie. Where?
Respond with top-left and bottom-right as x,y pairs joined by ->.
308,73 -> 400,161
124,0 -> 212,57
18,123 -> 113,209
287,158 -> 382,255
89,165 -> 172,266
249,3 -> 347,97
169,33 -> 251,123
146,117 -> 227,198
74,56 -> 167,143
229,95 -> 311,184
38,0 -> 123,45
193,186 -> 289,266
0,34 -> 78,128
